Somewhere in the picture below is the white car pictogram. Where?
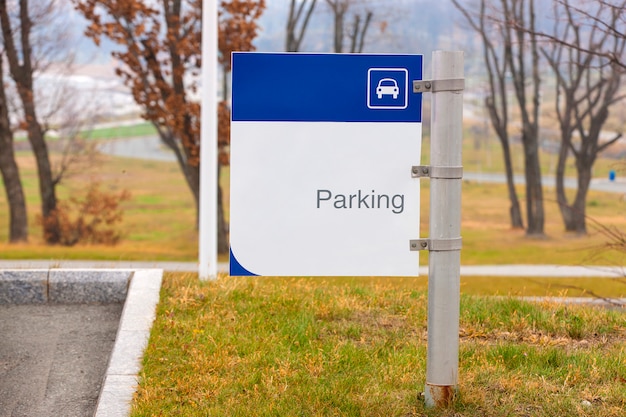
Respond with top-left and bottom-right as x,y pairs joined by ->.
376,78 -> 399,99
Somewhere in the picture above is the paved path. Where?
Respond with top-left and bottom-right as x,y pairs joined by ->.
464,172 -> 626,194
98,136 -> 176,162
0,260 -> 624,278
0,304 -> 122,417
0,269 -> 162,417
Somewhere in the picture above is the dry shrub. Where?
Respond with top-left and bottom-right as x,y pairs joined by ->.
39,183 -> 131,246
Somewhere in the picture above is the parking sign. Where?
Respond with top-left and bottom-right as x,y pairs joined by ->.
230,53 -> 423,276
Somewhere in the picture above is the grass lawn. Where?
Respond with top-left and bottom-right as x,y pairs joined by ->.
131,272 -> 626,416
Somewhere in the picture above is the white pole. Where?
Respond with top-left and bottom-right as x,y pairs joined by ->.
198,0 -> 218,280
424,50 -> 464,406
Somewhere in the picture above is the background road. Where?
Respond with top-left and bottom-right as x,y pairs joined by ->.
0,260 -> 623,278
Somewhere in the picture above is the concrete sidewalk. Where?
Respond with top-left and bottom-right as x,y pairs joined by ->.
0,268 -> 163,417
0,303 -> 122,416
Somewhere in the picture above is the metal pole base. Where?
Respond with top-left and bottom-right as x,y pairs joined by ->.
423,383 -> 458,408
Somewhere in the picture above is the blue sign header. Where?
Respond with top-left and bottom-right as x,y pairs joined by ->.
231,53 -> 423,123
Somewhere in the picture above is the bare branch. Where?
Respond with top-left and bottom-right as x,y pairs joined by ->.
515,0 -> 626,70
286,0 -> 317,52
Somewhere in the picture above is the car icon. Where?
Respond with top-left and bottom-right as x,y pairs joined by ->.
376,78 -> 399,99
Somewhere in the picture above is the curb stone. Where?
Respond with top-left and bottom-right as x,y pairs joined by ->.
0,269 -> 132,305
95,269 -> 163,417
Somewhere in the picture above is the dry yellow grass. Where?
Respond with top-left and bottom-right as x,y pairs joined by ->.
1,144 -> 625,268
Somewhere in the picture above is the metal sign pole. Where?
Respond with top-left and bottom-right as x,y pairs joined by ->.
424,50 -> 464,406
199,0 -> 219,280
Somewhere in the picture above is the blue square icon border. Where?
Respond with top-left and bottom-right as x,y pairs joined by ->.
367,68 -> 409,110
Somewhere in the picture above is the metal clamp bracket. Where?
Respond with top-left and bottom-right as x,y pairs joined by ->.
410,238 -> 462,252
412,165 -> 463,179
413,78 -> 465,93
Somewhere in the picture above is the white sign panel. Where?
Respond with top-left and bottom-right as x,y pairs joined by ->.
230,53 -> 423,276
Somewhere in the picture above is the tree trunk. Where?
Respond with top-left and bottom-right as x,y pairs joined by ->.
188,155 -> 202,213
555,126 -> 571,228
23,100 -> 59,243
0,135 -> 28,243
333,7 -> 344,52
326,0 -> 347,53
16,88 -> 60,243
217,166 -> 229,254
554,123 -> 588,234
559,157 -> 592,234
511,0 -> 545,237
570,166 -> 591,234
0,0 -> 59,243
558,187 -> 589,234
501,138 -> 524,229
559,198 -> 586,234
0,55 -> 28,243
522,133 -> 545,236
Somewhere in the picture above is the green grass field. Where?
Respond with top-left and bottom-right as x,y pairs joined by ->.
130,272 -> 625,416
81,122 -> 158,140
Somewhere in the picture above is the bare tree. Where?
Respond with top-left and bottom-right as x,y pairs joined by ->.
0,53 -> 28,242
0,0 -> 63,243
453,0 -> 524,229
454,0 -> 545,235
286,0 -> 317,52
506,0 -> 545,237
542,0 -> 625,234
325,0 -> 372,53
